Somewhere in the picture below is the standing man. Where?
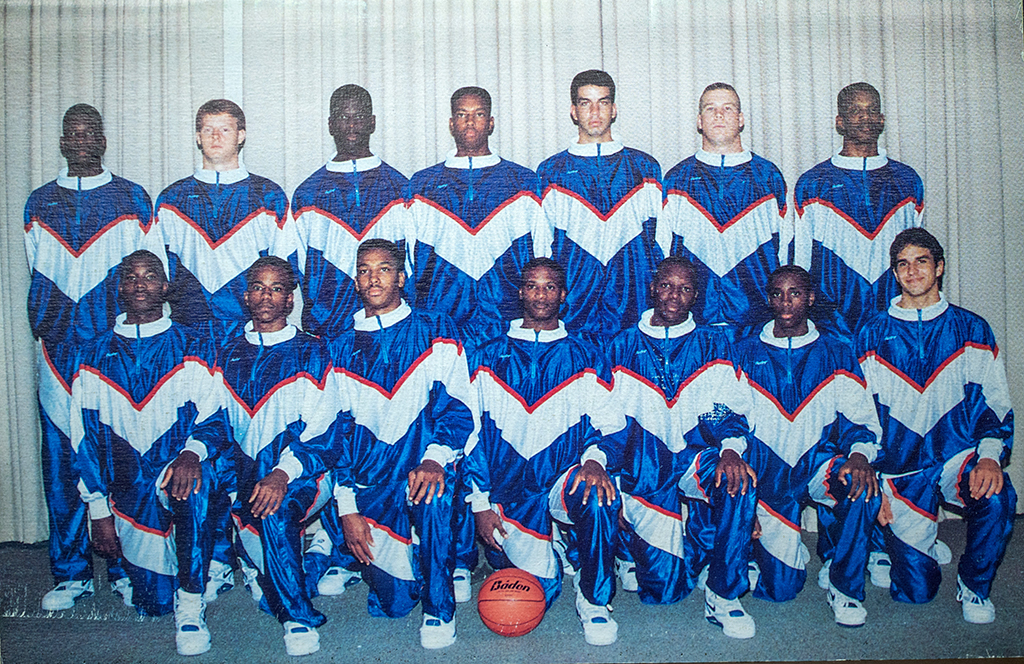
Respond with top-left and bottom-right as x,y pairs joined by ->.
407,86 -> 544,352
25,103 -> 156,610
794,82 -> 924,336
323,239 -> 475,649
659,83 -> 788,339
70,251 -> 229,655
733,266 -> 882,626
537,70 -> 663,344
464,258 -> 623,646
604,256 -> 758,638
292,84 -> 410,340
858,229 -> 1014,621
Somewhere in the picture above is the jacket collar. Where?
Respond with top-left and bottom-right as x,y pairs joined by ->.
637,309 -> 696,339
353,301 -> 411,331
244,321 -> 297,346
57,167 -> 112,191
194,164 -> 249,185
888,293 -> 949,321
830,149 -> 888,171
567,139 -> 623,157
114,312 -> 172,338
507,318 -> 567,342
326,154 -> 382,173
443,150 -> 500,169
759,318 -> 819,349
695,149 -> 751,167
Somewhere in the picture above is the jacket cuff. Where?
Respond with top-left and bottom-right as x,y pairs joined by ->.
849,442 -> 880,465
469,492 -> 492,513
976,438 -> 1005,462
334,485 -> 358,516
720,436 -> 748,456
273,447 -> 303,483
181,438 -> 208,463
421,444 -> 457,468
87,497 -> 112,520
580,446 -> 607,469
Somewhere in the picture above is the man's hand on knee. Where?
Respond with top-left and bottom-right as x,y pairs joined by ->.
714,449 -> 757,497
341,512 -> 375,564
969,458 -> 1004,500
568,459 -> 616,506
91,516 -> 121,559
474,509 -> 507,552
161,450 -> 203,501
837,452 -> 878,501
408,460 -> 445,505
249,469 -> 289,519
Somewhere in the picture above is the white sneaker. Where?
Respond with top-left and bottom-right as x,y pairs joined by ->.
420,613 -> 456,649
827,583 -> 867,627
203,560 -> 234,602
174,589 -> 211,656
306,529 -> 332,557
747,561 -> 760,591
111,577 -> 133,607
575,586 -> 618,645
935,539 -> 953,565
552,532 -> 576,576
318,566 -> 361,596
453,568 -> 472,603
41,579 -> 94,611
615,558 -> 638,592
868,551 -> 892,588
696,565 -> 708,591
956,576 -> 995,624
283,621 -> 320,656
704,586 -> 755,639
238,558 -> 263,604
817,559 -> 832,590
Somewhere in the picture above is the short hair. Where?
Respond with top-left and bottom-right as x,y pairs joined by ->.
330,84 -> 372,118
63,103 -> 103,133
520,257 -> 567,291
450,86 -> 492,116
356,238 -> 405,270
768,264 -> 813,293
654,256 -> 698,284
246,256 -> 297,292
889,228 -> 944,289
837,82 -> 880,115
571,70 -> 616,104
119,250 -> 166,283
699,82 -> 741,112
195,99 -> 246,148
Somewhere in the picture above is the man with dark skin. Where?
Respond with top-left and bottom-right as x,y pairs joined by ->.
603,256 -> 759,638
463,258 -> 624,646
71,250 -> 228,654
732,265 -> 882,627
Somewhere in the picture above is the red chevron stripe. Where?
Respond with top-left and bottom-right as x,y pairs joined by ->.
158,204 -> 277,249
365,515 -> 413,545
221,368 -> 327,418
28,214 -> 149,258
611,360 -> 735,407
293,199 -> 404,241
795,196 -> 920,240
471,365 -> 611,413
859,341 -> 996,394
338,338 -> 462,400
411,190 -> 540,236
79,356 -> 214,411
630,493 -> 684,521
886,478 -> 937,522
664,190 -> 782,233
496,504 -> 552,541
758,499 -> 800,532
744,368 -> 865,421
542,179 -> 659,222
111,499 -> 173,537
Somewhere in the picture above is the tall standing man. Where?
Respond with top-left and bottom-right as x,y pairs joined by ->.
659,83 -> 788,339
794,82 -> 924,336
25,103 -> 156,610
858,229 -> 1014,622
537,69 -> 663,344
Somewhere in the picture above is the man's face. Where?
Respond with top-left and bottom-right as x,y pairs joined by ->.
329,97 -> 375,156
354,248 -> 405,316
449,94 -> 494,154
650,265 -> 697,327
119,259 -> 167,321
60,116 -> 106,169
244,267 -> 293,331
836,90 -> 884,144
768,274 -> 814,333
519,266 -> 566,324
893,244 -> 943,300
570,85 -> 616,143
196,112 -> 245,164
697,89 -> 744,148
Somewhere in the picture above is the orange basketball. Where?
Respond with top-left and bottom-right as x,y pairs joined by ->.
477,568 -> 546,637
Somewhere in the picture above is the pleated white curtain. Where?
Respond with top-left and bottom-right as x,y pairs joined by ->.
1,0 -> 1021,543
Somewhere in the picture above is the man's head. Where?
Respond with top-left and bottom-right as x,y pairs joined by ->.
449,86 -> 494,157
244,256 -> 296,332
60,104 -> 106,175
890,227 -> 944,298
697,83 -> 744,153
195,99 -> 246,168
519,257 -> 567,329
354,239 -> 406,317
836,82 -> 884,150
329,84 -> 375,160
767,265 -> 815,337
570,70 -> 617,144
649,257 -> 698,327
118,250 -> 168,324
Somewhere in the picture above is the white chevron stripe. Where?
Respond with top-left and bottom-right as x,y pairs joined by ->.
803,202 -> 920,283
495,508 -> 559,581
881,476 -> 940,558
113,506 -> 176,577
805,459 -> 836,508
660,195 -> 780,278
225,377 -> 323,461
38,344 -> 72,437
296,204 -> 408,279
756,502 -> 810,571
367,519 -> 417,582
937,448 -> 975,510
621,492 -> 685,559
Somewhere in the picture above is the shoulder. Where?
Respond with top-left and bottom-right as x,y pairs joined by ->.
795,159 -> 836,188
944,304 -> 998,344
537,150 -> 571,177
376,160 -> 410,185
663,156 -> 698,186
291,166 -> 330,202
495,158 -> 540,185
25,180 -> 60,208
621,147 -> 661,175
408,162 -> 447,189
247,174 -> 287,197
157,175 -> 198,204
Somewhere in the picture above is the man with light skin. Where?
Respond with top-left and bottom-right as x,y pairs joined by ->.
321,239 -> 474,649
463,257 -> 623,646
659,83 -> 788,340
537,70 -> 663,345
857,228 -> 1014,622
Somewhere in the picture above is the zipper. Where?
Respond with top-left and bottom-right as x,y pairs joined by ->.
351,159 -> 361,207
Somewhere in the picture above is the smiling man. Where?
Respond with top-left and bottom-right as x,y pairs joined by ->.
857,228 -> 1015,622
462,257 -> 623,646
602,257 -> 759,638
659,83 -> 788,340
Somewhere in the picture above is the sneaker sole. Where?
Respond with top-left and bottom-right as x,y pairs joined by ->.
176,638 -> 212,657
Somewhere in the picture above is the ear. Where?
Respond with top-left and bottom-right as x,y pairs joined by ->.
195,131 -> 203,151
285,291 -> 294,315
449,117 -> 456,137
558,288 -> 567,305
835,114 -> 845,136
160,281 -> 169,298
368,114 -> 377,135
236,128 -> 246,148
737,111 -> 745,133
487,116 -> 495,136
935,258 -> 945,279
878,113 -> 886,134
696,113 -> 704,135
610,103 -> 618,124
807,290 -> 815,308
243,289 -> 252,309
569,105 -> 579,126
397,271 -> 406,289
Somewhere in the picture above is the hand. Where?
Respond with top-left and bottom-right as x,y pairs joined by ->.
408,460 -> 445,505
248,469 -> 289,519
341,512 -> 375,564
91,516 -> 120,559
474,510 -> 507,552
160,451 -> 203,501
714,449 -> 757,497
568,459 -> 616,506
837,452 -> 879,501
969,458 -> 1004,500
877,492 -> 894,526
752,514 -> 762,540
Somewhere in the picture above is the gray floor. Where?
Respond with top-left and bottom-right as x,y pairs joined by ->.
1,518 -> 1022,664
